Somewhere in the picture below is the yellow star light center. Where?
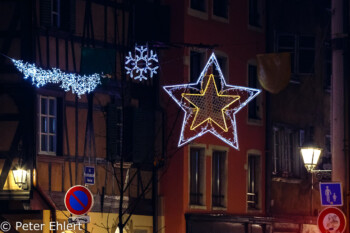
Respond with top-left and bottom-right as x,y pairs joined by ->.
182,74 -> 240,132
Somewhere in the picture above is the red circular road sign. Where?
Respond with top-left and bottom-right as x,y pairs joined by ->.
64,185 -> 94,216
317,207 -> 347,233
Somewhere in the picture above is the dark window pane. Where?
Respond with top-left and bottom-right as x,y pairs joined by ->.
249,0 -> 261,27
52,0 -> 58,12
41,117 -> 47,133
49,117 -> 56,133
52,14 -> 59,27
278,35 -> 295,48
49,135 -> 56,152
190,51 -> 203,83
41,135 -> 47,151
213,56 -> 227,88
248,155 -> 260,209
279,49 -> 294,73
190,148 -> 203,205
49,99 -> 55,115
213,0 -> 228,18
248,65 -> 260,120
212,151 -> 226,207
299,36 -> 315,48
191,0 -> 206,12
41,98 -> 47,114
299,50 -> 315,73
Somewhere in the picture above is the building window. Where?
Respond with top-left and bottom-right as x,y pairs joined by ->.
190,147 -> 205,206
212,150 -> 227,208
249,0 -> 262,28
190,51 -> 205,83
213,0 -> 228,18
39,96 -> 57,154
190,0 -> 207,12
213,54 -> 228,80
52,0 -> 61,28
276,34 -> 315,76
273,126 -> 305,178
247,153 -> 261,210
107,104 -> 123,162
248,63 -> 262,121
40,0 -> 75,31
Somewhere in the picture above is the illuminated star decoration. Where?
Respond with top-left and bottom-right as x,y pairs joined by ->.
125,45 -> 159,81
11,59 -> 101,97
163,53 -> 261,149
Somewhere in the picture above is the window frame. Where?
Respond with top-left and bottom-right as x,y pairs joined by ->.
213,52 -> 229,82
247,60 -> 263,125
272,125 -> 305,179
275,33 -> 315,78
189,49 -> 206,83
189,146 -> 207,208
38,95 -> 57,156
212,0 -> 229,23
188,0 -> 209,20
247,150 -> 262,212
211,149 -> 227,209
248,0 -> 263,30
51,0 -> 61,28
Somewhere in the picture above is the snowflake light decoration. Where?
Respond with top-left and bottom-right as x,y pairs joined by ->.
125,45 -> 159,81
11,59 -> 101,97
163,53 -> 261,149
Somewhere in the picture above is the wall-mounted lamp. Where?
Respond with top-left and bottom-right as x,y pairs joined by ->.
12,168 -> 27,189
300,143 -> 323,216
300,144 -> 322,173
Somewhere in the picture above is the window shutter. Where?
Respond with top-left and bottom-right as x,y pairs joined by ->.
60,0 -> 75,32
40,0 -> 52,27
69,0 -> 76,32
107,104 -> 122,162
131,108 -> 155,164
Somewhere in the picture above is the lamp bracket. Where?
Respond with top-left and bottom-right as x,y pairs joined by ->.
311,169 -> 332,181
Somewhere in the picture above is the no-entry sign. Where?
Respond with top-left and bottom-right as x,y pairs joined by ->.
317,207 -> 347,233
64,185 -> 94,216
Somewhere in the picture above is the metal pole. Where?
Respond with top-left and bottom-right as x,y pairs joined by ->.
311,173 -> 313,216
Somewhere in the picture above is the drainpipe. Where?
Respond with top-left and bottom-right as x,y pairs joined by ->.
331,0 -> 349,231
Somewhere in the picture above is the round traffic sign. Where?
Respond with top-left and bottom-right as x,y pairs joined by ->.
64,185 -> 94,216
317,207 -> 347,233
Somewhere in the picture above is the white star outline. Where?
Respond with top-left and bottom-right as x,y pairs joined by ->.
163,52 -> 261,149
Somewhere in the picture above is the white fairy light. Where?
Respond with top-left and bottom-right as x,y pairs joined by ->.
163,53 -> 261,149
125,45 -> 159,81
11,59 -> 101,97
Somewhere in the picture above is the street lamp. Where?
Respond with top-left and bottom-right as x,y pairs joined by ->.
12,168 -> 27,189
300,144 -> 322,216
300,145 -> 322,172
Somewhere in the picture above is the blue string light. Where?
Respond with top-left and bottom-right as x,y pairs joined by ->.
11,59 -> 101,97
